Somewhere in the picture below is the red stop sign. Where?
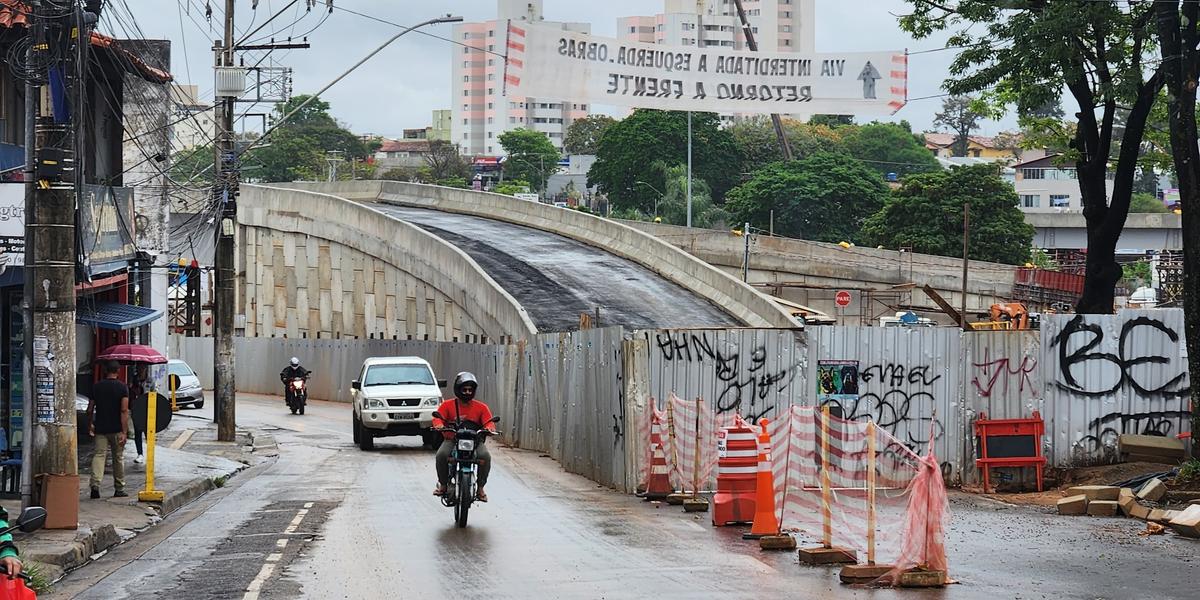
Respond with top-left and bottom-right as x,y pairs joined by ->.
835,290 -> 852,307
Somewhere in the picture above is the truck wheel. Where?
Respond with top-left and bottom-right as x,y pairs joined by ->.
353,414 -> 361,443
358,422 -> 374,451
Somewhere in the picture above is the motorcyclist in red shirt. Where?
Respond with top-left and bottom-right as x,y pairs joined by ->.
432,372 -> 496,501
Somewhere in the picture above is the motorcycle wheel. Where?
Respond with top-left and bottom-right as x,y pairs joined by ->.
455,471 -> 472,528
299,402 -> 305,415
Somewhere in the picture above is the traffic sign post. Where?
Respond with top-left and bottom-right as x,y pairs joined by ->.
835,290 -> 852,308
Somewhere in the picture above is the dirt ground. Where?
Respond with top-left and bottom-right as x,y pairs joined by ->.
963,462 -> 1181,507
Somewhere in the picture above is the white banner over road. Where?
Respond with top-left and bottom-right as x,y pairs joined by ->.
505,23 -> 907,116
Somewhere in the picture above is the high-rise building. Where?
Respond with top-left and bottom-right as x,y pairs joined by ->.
618,0 -> 815,53
451,0 -> 590,156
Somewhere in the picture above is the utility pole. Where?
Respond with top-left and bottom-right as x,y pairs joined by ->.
743,222 -> 751,282
687,111 -> 693,228
213,0 -> 238,441
23,1 -> 87,510
732,0 -> 793,160
961,204 -> 972,332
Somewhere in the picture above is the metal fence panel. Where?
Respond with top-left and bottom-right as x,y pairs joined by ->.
643,328 -> 809,422
808,326 -> 964,483
1041,309 -> 1191,467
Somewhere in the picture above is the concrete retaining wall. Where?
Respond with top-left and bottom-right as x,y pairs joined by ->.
239,185 -> 536,341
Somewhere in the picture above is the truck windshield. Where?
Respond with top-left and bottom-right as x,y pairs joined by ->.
364,364 -> 435,387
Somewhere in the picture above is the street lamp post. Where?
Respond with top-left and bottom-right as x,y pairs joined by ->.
634,181 -> 664,218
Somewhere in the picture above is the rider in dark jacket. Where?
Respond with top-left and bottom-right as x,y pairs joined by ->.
280,357 -> 310,405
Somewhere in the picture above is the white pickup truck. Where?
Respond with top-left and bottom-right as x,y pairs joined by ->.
350,356 -> 446,450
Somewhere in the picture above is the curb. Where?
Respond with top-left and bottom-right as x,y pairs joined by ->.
23,523 -> 120,580
158,476 -> 217,517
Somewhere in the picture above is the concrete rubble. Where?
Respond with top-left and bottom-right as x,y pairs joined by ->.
1055,477 -> 1200,540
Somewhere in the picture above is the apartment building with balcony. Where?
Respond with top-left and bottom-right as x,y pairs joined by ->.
618,0 -> 815,53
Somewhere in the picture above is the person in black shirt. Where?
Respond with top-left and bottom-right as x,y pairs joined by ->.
87,361 -> 130,499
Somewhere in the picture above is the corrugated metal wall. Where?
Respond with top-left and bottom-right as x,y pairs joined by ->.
644,328 -> 809,422
1041,310 -> 1191,467
807,326 -> 964,481
169,309 -> 1191,491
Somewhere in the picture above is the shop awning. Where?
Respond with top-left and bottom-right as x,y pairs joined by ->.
76,302 -> 163,330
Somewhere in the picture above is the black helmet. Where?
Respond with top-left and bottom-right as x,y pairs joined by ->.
453,372 -> 478,401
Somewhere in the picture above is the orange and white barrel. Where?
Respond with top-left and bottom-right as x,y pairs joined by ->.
713,423 -> 758,526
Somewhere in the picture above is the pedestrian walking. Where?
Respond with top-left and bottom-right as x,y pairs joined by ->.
87,360 -> 129,498
129,365 -> 149,465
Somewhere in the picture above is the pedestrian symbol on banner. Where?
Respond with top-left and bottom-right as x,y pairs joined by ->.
858,61 -> 882,99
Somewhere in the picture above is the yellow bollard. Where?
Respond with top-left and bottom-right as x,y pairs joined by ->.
170,374 -> 178,412
138,390 -> 165,502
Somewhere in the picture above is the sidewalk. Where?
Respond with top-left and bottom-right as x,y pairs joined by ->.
1,412 -> 278,584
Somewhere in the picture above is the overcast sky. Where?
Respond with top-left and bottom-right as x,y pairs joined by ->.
121,1 -> 1016,139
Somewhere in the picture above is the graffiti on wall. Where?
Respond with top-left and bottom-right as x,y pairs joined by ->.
820,362 -> 945,455
971,348 -> 1038,400
653,331 -> 802,421
1046,313 -> 1191,463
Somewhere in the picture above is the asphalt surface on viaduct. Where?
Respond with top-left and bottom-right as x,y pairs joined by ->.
374,204 -> 741,332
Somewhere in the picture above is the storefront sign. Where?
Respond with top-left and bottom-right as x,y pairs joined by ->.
0,184 -> 24,267
79,185 -> 136,277
507,23 -> 907,116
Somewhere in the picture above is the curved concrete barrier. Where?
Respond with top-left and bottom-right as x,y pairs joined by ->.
271,180 -> 796,328
241,184 -> 538,340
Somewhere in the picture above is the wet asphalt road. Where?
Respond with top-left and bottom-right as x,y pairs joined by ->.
373,204 -> 740,332
51,394 -> 1200,600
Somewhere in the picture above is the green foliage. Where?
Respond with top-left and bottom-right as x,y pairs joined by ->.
589,110 -> 741,212
436,177 -> 470,189
424,140 -> 471,182
808,114 -> 855,128
1029,248 -> 1058,270
170,145 -> 216,185
862,164 -> 1035,265
610,207 -> 648,221
725,152 -> 888,243
1122,260 -> 1152,287
1129,192 -> 1170,213
563,115 -> 616,155
381,166 -> 423,182
23,560 -> 50,594
494,180 -> 531,196
933,95 -> 984,157
728,116 -> 845,172
499,129 -> 560,191
1178,459 -> 1200,485
246,95 -> 370,182
839,121 -> 941,178
655,164 -> 730,229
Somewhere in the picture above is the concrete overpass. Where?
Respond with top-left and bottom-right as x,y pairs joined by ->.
1027,212 -> 1184,251
237,182 -> 793,342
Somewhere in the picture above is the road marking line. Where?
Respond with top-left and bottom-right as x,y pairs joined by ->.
243,563 -> 276,600
266,552 -> 283,563
284,508 -> 309,533
303,502 -> 314,509
276,539 -> 288,549
169,429 -> 196,449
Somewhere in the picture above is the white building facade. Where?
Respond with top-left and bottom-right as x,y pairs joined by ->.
1012,154 -> 1115,214
451,0 -> 590,156
618,0 -> 815,53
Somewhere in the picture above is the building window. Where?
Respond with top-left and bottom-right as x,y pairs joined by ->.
487,146 -> 493,153
463,104 -> 469,111
781,25 -> 791,32
488,88 -> 494,95
1020,194 -> 1041,208
463,90 -> 469,97
1022,168 -> 1045,180
782,39 -> 792,46
629,26 -> 637,33
463,118 -> 469,124
463,133 -> 469,139
488,102 -> 494,109
1050,194 -> 1071,208
510,117 -> 517,124
488,30 -> 495,37
487,44 -> 495,51
463,47 -> 470,54
463,75 -> 470,82
463,33 -> 470,40
487,117 -> 494,124
488,59 -> 495,66
488,74 -> 495,81
488,132 -> 493,138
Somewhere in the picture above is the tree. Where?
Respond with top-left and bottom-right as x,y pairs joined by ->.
725,152 -> 887,243
246,95 -> 370,182
901,1 -> 1164,313
563,115 -> 616,155
729,116 -> 844,173
1152,1 -> 1200,448
839,121 -> 941,178
424,140 -> 469,182
655,163 -> 730,229
589,110 -> 741,213
809,114 -> 855,128
933,95 -> 983,157
494,180 -> 531,196
862,164 -> 1035,265
499,128 -> 560,191
381,166 -> 424,182
1129,193 -> 1169,214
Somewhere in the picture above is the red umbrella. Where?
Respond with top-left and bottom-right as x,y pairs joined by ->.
96,344 -> 167,364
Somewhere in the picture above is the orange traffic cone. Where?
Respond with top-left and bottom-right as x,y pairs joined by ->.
644,412 -> 674,501
745,418 -> 783,541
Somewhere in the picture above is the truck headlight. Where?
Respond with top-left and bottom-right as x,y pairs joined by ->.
366,398 -> 385,409
422,397 -> 440,407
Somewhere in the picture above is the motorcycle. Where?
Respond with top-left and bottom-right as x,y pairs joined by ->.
287,375 -> 310,415
433,411 -> 500,528
0,506 -> 48,600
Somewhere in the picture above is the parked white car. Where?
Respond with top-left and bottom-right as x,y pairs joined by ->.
166,359 -> 205,409
350,357 -> 446,450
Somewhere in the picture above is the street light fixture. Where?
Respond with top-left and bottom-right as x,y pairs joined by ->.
634,181 -> 664,217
